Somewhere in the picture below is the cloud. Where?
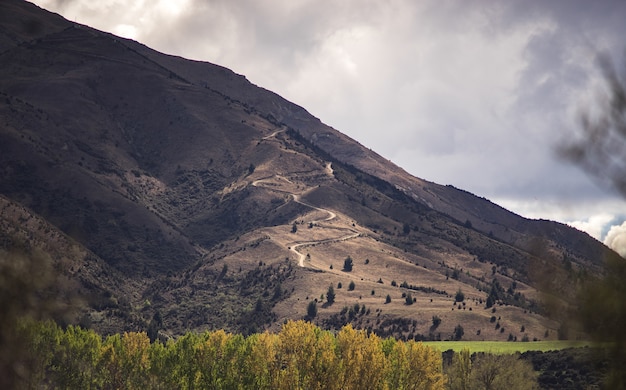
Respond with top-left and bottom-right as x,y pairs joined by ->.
31,0 -> 626,226
568,214 -> 616,241
605,222 -> 626,258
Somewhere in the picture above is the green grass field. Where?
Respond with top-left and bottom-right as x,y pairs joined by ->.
422,340 -> 593,354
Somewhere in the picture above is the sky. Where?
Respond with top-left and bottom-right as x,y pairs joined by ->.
33,0 -> 626,256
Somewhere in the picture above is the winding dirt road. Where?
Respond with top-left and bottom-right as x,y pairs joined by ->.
252,173 -> 360,267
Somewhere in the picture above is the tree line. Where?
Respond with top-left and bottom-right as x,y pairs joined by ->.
14,319 -> 447,389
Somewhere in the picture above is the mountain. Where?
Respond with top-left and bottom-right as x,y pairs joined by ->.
0,0 -> 619,340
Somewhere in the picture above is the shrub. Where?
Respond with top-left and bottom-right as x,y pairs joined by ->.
455,289 -> 465,302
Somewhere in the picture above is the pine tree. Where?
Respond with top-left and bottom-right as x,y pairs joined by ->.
327,285 -> 336,305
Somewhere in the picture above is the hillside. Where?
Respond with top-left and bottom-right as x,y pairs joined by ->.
0,0 -> 620,341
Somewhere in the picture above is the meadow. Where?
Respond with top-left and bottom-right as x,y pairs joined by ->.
423,340 -> 592,353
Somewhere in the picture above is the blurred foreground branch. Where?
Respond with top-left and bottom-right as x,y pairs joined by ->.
559,53 -> 626,196
559,52 -> 626,389
0,243 -> 71,388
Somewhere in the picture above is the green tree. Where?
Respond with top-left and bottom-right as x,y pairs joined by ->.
403,223 -> 411,235
343,256 -> 354,272
455,289 -> 465,302
307,300 -> 317,319
471,353 -> 538,390
453,324 -> 464,341
446,348 -> 472,390
348,281 -> 355,291
432,315 -> 442,329
327,285 -> 336,305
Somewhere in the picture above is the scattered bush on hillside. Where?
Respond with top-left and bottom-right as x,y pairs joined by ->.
455,289 -> 465,302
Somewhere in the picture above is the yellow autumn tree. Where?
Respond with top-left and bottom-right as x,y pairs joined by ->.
336,324 -> 386,390
194,329 -> 246,389
276,320 -> 318,389
386,339 -> 445,390
244,331 -> 281,389
99,331 -> 151,389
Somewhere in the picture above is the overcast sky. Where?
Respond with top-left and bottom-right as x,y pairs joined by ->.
33,0 -> 626,256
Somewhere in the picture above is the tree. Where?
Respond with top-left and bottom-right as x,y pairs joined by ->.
453,324 -> 464,341
327,285 -> 336,305
291,222 -> 298,233
348,281 -> 355,291
403,223 -> 411,235
455,289 -> 465,303
432,315 -> 442,329
405,293 -> 414,305
385,295 -> 391,304
147,311 -> 162,342
385,339 -> 445,389
336,325 -> 386,389
471,353 -> 537,390
307,300 -> 317,319
446,348 -> 472,390
446,351 -> 537,390
343,256 -> 354,272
